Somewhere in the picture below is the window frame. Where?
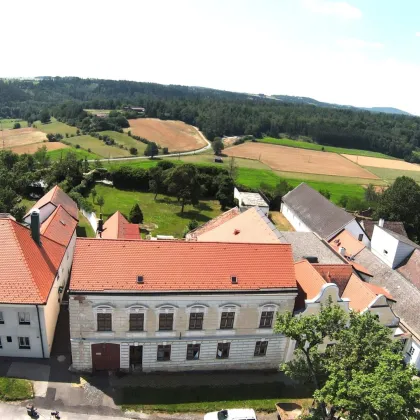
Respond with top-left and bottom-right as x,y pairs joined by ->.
159,313 -> 174,331
0,311 -> 4,324
129,313 -> 144,331
220,312 -> 235,329
18,312 -> 30,325
186,343 -> 201,360
189,312 -> 204,330
216,342 -> 230,359
18,336 -> 30,349
254,340 -> 268,357
0,337 -> 2,348
408,346 -> 415,356
97,313 -> 112,332
259,311 -> 274,328
157,344 -> 171,361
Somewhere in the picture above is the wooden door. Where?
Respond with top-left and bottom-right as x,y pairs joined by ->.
91,343 -> 120,371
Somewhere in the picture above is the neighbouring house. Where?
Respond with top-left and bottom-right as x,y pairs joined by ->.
69,240 -> 297,372
361,218 -> 408,240
233,188 -> 269,215
0,202 -> 77,358
98,211 -> 140,240
281,183 -> 369,246
186,207 -> 282,243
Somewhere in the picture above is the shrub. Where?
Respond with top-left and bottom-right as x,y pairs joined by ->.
129,147 -> 138,155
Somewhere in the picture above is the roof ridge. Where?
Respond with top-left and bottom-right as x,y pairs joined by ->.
51,185 -> 60,202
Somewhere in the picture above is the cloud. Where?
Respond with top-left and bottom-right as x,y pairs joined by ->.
303,0 -> 362,19
336,38 -> 384,49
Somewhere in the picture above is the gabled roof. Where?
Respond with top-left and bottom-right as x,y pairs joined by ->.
363,220 -> 407,240
70,239 -> 297,293
397,249 -> 420,290
294,259 -> 326,301
101,211 -> 140,240
329,230 -> 365,258
313,264 -> 354,296
25,185 -> 79,221
0,218 -> 66,304
40,205 -> 77,246
188,207 -> 282,243
186,207 -> 240,240
380,226 -> 419,249
282,183 -> 354,239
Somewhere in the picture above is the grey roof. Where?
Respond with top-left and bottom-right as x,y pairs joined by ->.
381,227 -> 419,249
354,247 -> 420,340
282,183 -> 354,239
362,220 -> 407,240
239,192 -> 269,207
278,231 -> 345,264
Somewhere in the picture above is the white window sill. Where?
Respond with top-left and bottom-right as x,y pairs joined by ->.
184,330 -> 204,337
216,329 -> 236,336
155,331 -> 177,337
255,328 -> 274,334
126,332 -> 147,338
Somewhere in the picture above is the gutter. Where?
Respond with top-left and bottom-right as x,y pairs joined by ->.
36,305 -> 45,358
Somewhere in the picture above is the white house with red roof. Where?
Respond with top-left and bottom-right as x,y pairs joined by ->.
0,186 -> 78,358
69,239 -> 298,372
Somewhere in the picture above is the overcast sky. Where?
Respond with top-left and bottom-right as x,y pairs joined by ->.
2,0 -> 420,114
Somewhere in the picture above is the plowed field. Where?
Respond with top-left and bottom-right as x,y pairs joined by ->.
225,143 -> 378,179
127,118 -> 207,152
1,127 -> 47,149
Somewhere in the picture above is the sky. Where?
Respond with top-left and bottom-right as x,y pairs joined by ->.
2,0 -> 420,114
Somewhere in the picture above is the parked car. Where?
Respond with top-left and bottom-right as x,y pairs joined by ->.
204,409 -> 257,420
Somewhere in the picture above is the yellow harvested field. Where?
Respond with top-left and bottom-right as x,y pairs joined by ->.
9,142 -> 69,155
128,118 -> 207,152
225,143 -> 379,179
342,154 -> 420,172
0,127 -> 47,149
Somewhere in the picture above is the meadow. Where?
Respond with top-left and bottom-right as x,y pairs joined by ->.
33,118 -> 78,135
65,135 -> 131,158
0,119 -> 28,130
46,147 -> 101,161
99,131 -> 147,154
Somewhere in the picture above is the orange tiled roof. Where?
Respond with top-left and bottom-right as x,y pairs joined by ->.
40,205 -> 77,246
329,229 -> 365,257
70,239 -> 297,292
26,185 -> 79,221
364,282 -> 395,301
350,261 -> 373,277
0,218 -> 66,304
101,211 -> 140,240
342,274 -> 378,312
313,264 -> 354,296
294,260 -> 327,309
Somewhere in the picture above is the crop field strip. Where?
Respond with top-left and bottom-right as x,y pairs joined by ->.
65,135 -> 131,158
0,127 -> 47,150
99,131 -> 147,154
343,154 -> 420,171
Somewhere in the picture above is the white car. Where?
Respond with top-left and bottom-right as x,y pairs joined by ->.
204,409 -> 257,420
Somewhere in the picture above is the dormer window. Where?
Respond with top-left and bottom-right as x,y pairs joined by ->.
231,276 -> 238,284
137,275 -> 144,284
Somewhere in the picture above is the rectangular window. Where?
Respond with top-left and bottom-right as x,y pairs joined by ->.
220,312 -> 235,329
157,344 -> 171,361
18,312 -> 30,325
18,337 -> 30,349
358,233 -> 363,241
189,313 -> 204,330
129,313 -> 144,331
97,313 -> 112,331
408,346 -> 415,356
159,313 -> 173,331
254,341 -> 268,357
0,312 -> 4,324
259,311 -> 274,328
186,343 -> 201,360
216,342 -> 230,359
6,336 -> 11,343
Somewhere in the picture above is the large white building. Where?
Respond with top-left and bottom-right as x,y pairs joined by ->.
0,186 -> 78,358
69,240 -> 298,372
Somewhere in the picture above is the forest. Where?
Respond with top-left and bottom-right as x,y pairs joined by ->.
1,77 -> 420,161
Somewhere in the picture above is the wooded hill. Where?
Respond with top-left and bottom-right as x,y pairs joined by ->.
1,77 -> 420,161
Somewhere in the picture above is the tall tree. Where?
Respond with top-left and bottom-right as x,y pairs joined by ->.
212,139 -> 224,155
149,166 -> 165,200
144,142 -> 159,158
228,156 -> 238,180
129,203 -> 143,224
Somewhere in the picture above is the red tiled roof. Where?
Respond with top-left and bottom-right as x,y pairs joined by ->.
350,261 -> 373,277
313,264 -> 354,296
329,230 -> 365,258
70,239 -> 297,292
40,205 -> 77,246
294,260 -> 326,310
0,218 -> 66,304
364,283 -> 395,301
101,211 -> 140,240
26,185 -> 79,221
342,274 -> 377,312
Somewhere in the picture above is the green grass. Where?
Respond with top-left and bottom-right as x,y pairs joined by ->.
120,382 -> 311,413
77,212 -> 96,237
91,185 -> 222,237
65,135 -> 131,158
85,109 -> 112,115
0,377 -> 33,401
260,137 -> 396,159
46,147 -> 101,161
363,166 -> 420,183
0,119 -> 28,130
33,117 -> 78,135
100,131 -> 147,154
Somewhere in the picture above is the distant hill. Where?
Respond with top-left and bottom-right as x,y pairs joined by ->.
268,94 -> 410,116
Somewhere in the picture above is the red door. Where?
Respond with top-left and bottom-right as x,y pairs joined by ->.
91,343 -> 120,371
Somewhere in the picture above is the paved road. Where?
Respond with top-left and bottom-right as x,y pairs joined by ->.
88,127 -> 211,163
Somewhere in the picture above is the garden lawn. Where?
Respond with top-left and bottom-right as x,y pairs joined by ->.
65,135 -> 131,158
77,212 -> 96,237
0,377 -> 33,401
33,117 -> 78,136
90,185 -> 222,237
47,147 -> 101,161
0,119 -> 28,130
260,137 -> 395,159
120,382 -> 311,413
100,131 -> 147,154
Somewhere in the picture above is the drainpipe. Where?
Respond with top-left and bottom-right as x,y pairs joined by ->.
36,305 -> 46,359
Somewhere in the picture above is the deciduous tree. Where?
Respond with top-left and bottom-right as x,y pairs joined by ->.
144,142 -> 159,158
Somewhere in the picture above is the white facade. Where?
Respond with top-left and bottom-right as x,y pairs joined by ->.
280,202 -> 312,233
0,231 -> 76,358
371,226 -> 415,269
69,291 -> 297,372
404,336 -> 420,371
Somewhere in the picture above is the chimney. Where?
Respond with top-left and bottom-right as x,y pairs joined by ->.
378,218 -> 385,227
31,209 -> 41,245
97,213 -> 104,235
339,246 -> 346,256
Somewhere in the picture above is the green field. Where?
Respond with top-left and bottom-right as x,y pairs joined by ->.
46,147 -> 101,161
100,131 -> 147,154
260,137 -> 395,159
90,185 -> 222,237
363,166 -> 420,183
33,118 -> 78,135
65,135 -> 131,158
0,119 -> 28,130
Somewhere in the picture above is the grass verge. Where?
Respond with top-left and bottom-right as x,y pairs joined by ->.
120,382 -> 311,413
77,212 -> 96,237
0,377 -> 33,401
260,137 -> 395,159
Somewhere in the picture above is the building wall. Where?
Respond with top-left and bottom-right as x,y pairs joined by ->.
280,203 -> 312,233
69,291 -> 296,371
367,295 -> 399,328
404,338 -> 420,371
342,219 -> 370,247
371,226 -> 399,268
